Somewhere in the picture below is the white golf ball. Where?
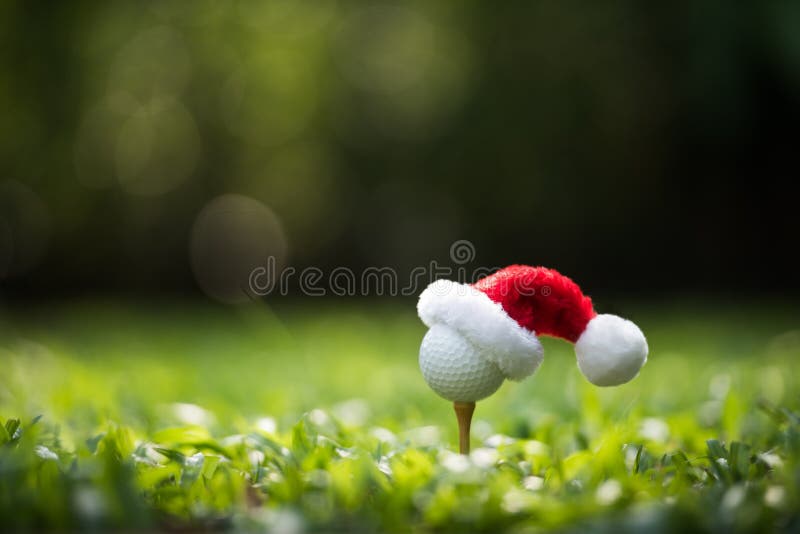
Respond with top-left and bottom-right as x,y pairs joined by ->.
419,324 -> 504,402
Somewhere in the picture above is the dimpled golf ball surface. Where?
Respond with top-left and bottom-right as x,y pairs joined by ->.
419,324 -> 504,402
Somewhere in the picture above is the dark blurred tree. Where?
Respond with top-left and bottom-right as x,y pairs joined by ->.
0,0 -> 797,298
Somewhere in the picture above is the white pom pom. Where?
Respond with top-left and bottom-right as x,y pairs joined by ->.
575,314 -> 648,386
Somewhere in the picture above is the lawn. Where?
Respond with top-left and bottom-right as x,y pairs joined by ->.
1,299 -> 798,532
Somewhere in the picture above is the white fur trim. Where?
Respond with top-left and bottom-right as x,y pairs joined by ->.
417,279 -> 543,380
575,314 -> 648,386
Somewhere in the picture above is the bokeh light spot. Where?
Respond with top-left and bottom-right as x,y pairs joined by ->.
115,97 -> 200,196
108,26 -> 192,99
219,51 -> 318,147
334,5 -> 473,140
74,93 -> 138,189
190,194 -> 288,304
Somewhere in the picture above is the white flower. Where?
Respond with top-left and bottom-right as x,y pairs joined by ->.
34,445 -> 58,461
523,476 -> 544,491
470,448 -> 498,468
639,418 -> 669,443
596,480 -> 622,505
764,486 -> 785,508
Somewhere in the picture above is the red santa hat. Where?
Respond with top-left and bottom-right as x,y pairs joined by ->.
417,265 -> 648,386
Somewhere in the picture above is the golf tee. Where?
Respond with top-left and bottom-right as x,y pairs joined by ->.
453,401 -> 476,455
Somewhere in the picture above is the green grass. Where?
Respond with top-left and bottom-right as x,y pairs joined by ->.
1,299 -> 799,532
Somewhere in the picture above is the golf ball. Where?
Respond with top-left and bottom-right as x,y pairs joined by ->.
419,323 -> 504,402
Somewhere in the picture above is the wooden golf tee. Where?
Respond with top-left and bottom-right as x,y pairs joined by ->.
453,401 -> 476,455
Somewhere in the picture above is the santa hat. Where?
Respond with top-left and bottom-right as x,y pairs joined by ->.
417,265 -> 648,387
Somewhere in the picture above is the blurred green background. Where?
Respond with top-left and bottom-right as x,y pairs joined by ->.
1,0 -> 798,299
2,3 -> 800,531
